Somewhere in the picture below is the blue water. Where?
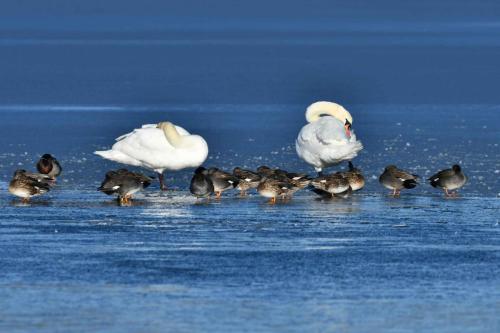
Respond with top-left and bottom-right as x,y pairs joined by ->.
1,1 -> 500,105
0,106 -> 499,332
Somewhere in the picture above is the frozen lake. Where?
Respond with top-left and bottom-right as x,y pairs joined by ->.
0,106 -> 498,332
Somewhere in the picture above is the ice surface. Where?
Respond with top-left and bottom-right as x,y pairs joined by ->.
0,106 -> 498,332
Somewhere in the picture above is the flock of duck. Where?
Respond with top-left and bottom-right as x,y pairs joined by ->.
7,101 -> 467,204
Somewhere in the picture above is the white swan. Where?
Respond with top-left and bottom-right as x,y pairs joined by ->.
296,101 -> 363,174
95,122 -> 208,190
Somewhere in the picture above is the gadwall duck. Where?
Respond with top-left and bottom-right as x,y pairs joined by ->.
429,164 -> 467,197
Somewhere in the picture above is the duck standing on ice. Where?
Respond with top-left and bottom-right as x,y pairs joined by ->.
95,121 -> 208,191
98,169 -> 153,204
429,164 -> 467,197
379,165 -> 418,197
8,170 -> 52,203
296,101 -> 363,176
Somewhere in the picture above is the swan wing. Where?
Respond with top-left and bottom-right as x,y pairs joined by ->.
313,117 -> 349,144
296,117 -> 363,169
110,127 -> 175,169
115,124 -> 190,142
96,124 -> 207,172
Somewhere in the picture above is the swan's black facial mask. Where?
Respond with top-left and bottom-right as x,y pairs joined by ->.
344,120 -> 352,138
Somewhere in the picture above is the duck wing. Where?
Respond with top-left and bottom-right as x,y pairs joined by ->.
23,172 -> 55,184
235,169 -> 261,182
392,169 -> 418,181
428,168 -> 454,187
429,169 -> 454,181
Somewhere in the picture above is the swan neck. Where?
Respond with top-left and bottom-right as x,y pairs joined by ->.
306,108 -> 337,123
305,102 -> 352,124
158,122 -> 183,147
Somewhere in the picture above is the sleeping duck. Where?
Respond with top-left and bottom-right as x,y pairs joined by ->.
257,178 -> 292,204
207,167 -> 239,198
190,167 -> 214,199
8,169 -> 51,203
98,169 -> 152,204
311,172 -> 351,198
36,154 -> 62,178
340,161 -> 365,191
429,164 -> 467,197
233,167 -> 262,196
379,165 -> 418,197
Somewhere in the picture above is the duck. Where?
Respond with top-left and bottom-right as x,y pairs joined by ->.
428,164 -> 467,197
379,165 -> 418,197
341,161 -> 365,191
36,153 -> 62,178
98,169 -> 152,204
207,167 -> 239,198
233,167 -> 262,196
257,178 -> 292,204
276,171 -> 311,196
256,165 -> 276,179
8,170 -> 51,203
190,167 -> 214,199
296,101 -> 363,175
286,176 -> 312,197
311,173 -> 351,198
95,121 -> 208,191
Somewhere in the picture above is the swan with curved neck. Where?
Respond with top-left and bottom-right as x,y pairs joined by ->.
305,101 -> 353,138
95,120 -> 208,191
158,122 -> 183,147
305,101 -> 353,124
296,101 -> 363,174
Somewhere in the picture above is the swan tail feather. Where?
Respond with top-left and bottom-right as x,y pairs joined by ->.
94,150 -> 142,167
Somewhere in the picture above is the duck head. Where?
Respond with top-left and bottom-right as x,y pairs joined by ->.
13,169 -> 26,178
385,165 -> 398,172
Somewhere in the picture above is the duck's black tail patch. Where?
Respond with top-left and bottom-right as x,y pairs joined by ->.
429,178 -> 439,188
403,179 -> 417,189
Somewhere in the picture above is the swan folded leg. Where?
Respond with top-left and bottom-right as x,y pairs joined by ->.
158,173 -> 167,191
